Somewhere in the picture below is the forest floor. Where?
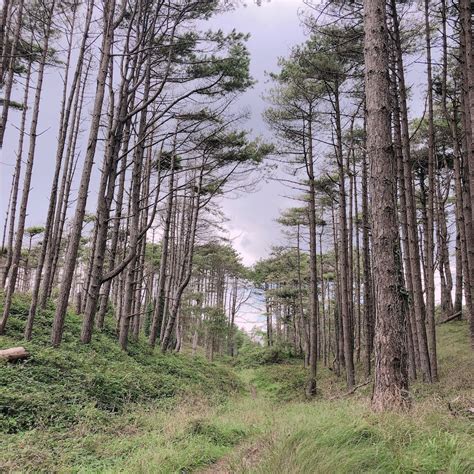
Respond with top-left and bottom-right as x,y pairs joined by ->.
1,294 -> 473,473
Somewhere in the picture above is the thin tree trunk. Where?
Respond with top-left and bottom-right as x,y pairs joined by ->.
2,57 -> 32,288
390,0 -> 432,381
161,170 -> 203,352
334,85 -> 355,389
45,58 -> 91,302
305,115 -> 319,396
0,4 -> 55,334
149,134 -> 177,348
51,0 -> 116,346
25,3 -> 81,339
440,0 -> 467,320
423,0 -> 438,380
361,120 -> 374,378
0,0 -> 24,148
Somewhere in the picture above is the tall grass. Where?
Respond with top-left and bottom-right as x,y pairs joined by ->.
1,293 -> 472,473
237,321 -> 474,474
251,399 -> 473,473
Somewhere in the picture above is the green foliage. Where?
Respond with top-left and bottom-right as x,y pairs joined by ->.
252,247 -> 309,308
187,419 -> 247,447
203,307 -> 228,338
193,241 -> 245,277
202,130 -> 272,169
24,226 -> 45,237
187,30 -> 254,94
144,241 -> 161,269
0,294 -> 240,434
242,364 -> 308,402
1,318 -> 473,473
235,341 -> 300,369
254,400 -> 474,473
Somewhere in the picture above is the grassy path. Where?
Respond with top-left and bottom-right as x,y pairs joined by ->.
199,323 -> 474,473
2,365 -> 473,473
2,321 -> 473,473
199,362 -> 474,473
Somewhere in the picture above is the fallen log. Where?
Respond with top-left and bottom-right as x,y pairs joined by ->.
329,379 -> 372,400
438,311 -> 462,325
0,346 -> 29,361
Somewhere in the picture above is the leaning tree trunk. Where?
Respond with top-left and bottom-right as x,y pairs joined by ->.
0,0 -> 24,148
0,4 -> 54,334
38,0 -> 94,312
0,0 -> 12,86
2,57 -> 32,288
363,0 -> 410,411
25,3 -> 82,340
51,0 -> 116,347
45,58 -> 91,302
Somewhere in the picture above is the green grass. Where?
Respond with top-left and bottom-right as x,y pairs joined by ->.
1,293 -> 473,473
1,398 -> 254,472
245,321 -> 474,474
248,399 -> 473,473
0,293 -> 240,435
240,364 -> 308,401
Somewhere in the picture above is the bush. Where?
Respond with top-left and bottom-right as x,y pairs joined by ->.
247,364 -> 308,401
187,419 -> 247,446
234,342 -> 302,369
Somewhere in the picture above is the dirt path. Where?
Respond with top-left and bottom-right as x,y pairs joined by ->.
198,383 -> 268,473
198,439 -> 267,473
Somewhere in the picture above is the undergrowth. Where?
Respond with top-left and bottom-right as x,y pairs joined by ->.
0,293 -> 240,434
252,399 -> 473,473
1,293 -> 473,473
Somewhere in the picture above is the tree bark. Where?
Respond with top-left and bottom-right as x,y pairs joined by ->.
390,0 -> 432,381
423,0 -> 438,380
0,0 -> 24,148
2,57 -> 32,288
305,114 -> 318,397
0,347 -> 29,361
364,0 -> 410,411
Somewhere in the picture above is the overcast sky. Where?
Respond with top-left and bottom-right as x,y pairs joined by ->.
0,0 -> 310,331
210,0 -> 308,330
0,0 -> 307,266
211,0 -> 307,266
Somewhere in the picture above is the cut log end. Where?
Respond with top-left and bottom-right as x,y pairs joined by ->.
0,346 -> 29,361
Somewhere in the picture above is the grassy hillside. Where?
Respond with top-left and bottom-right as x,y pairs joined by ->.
1,294 -> 473,473
0,293 -> 242,471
